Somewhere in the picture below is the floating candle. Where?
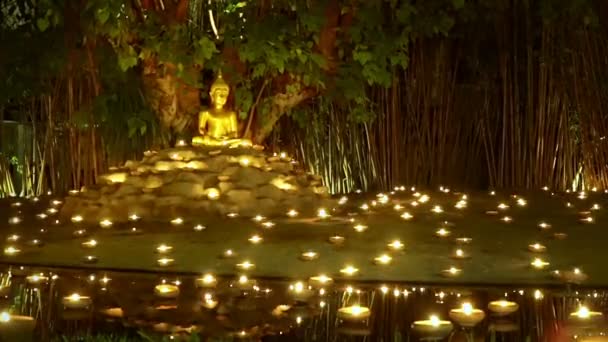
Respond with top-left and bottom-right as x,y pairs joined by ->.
300,251 -> 319,261
195,274 -> 217,288
157,258 -> 174,267
353,224 -> 368,232
527,243 -> 546,253
435,228 -> 451,237
451,248 -> 469,259
373,254 -> 392,265
286,209 -> 299,217
338,305 -> 371,321
440,267 -> 462,278
3,246 -> 20,256
156,244 -> 173,254
62,293 -> 92,309
236,261 -> 255,270
488,300 -> 519,316
531,258 -> 550,269
329,235 -> 345,245
81,239 -> 98,248
154,284 -> 179,298
248,234 -> 263,244
99,219 -> 113,228
340,266 -> 359,276
388,240 -> 404,251
449,303 -> 486,327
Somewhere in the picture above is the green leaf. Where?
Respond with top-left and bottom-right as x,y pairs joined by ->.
452,0 -> 465,9
36,17 -> 49,32
118,55 -> 138,72
96,7 -> 110,24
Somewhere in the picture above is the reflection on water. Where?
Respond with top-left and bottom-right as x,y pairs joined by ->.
0,267 -> 607,341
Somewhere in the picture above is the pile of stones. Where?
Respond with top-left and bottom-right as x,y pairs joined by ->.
60,145 -> 332,223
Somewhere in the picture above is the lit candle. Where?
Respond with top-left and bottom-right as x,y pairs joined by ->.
286,209 -> 299,217
156,244 -> 173,254
248,234 -> 263,244
221,249 -> 236,258
170,217 -> 184,225
236,261 -> 255,270
6,234 -> 19,242
99,219 -> 113,228
154,284 -> 179,298
374,254 -> 392,265
193,224 -> 205,231
570,306 -> 603,320
580,216 -> 594,223
62,293 -> 92,309
455,237 -> 472,244
157,258 -> 174,267
317,208 -> 330,219
449,302 -> 486,327
340,265 -> 359,276
527,243 -> 546,253
435,228 -> 451,238
531,258 -> 549,269
388,240 -> 404,251
82,255 -> 98,264
300,251 -> 319,261
3,246 -> 20,256
431,206 -> 443,213
71,215 -> 84,223
337,305 -> 371,321
309,274 -> 333,286
353,224 -> 368,232
497,203 -> 509,210
401,212 -> 413,220
329,235 -> 345,245
488,300 -> 519,316
516,198 -> 526,206
451,248 -> 469,259
412,315 -> 453,337
207,188 -> 220,200
289,281 -> 314,302
128,214 -> 140,221
538,222 -> 551,229
261,221 -> 275,229
195,274 -> 217,288
81,239 -> 98,248
440,267 -> 462,278
501,216 -> 512,222
26,274 -> 48,284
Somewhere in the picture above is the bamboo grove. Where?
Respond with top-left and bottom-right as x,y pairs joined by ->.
1,0 -> 607,197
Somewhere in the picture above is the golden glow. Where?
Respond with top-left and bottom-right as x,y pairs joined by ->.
261,221 -> 275,229
516,198 -> 527,206
156,244 -> 173,253
248,234 -> 263,244
338,305 -> 371,320
531,258 -> 550,269
99,219 -> 113,228
317,208 -> 330,219
329,235 -> 345,245
207,188 -> 220,200
538,222 -> 551,229
3,246 -> 20,256
528,243 -> 546,252
431,205 -> 443,213
71,215 -> 84,223
253,215 -> 265,222
400,212 -> 413,220
498,203 -> 509,210
300,251 -> 318,261
309,274 -> 333,285
353,224 -> 368,232
338,196 -> 348,205
287,209 -> 299,217
6,234 -> 19,242
222,249 -> 235,258
501,216 -> 512,222
435,228 -> 451,237
236,261 -> 255,270
374,254 -> 392,265
157,258 -> 174,266
170,217 -> 184,225
388,240 -> 404,250
82,239 -> 98,248
340,265 -> 359,276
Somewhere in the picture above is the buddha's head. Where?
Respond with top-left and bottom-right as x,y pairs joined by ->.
210,72 -> 229,108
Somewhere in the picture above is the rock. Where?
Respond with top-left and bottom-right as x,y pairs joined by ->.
220,166 -> 239,177
114,184 -> 140,197
167,149 -> 198,161
145,175 -> 164,189
125,176 -> 145,188
225,190 -> 254,206
206,155 -> 232,171
160,182 -> 206,198
155,161 -> 186,171
257,184 -> 284,200
268,162 -> 293,173
183,161 -> 207,170
219,181 -> 234,193
234,168 -> 275,188
175,172 -> 218,188
156,196 -> 185,207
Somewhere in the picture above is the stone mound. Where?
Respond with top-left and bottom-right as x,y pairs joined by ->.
60,145 -> 332,223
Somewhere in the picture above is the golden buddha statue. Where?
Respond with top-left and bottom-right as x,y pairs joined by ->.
192,72 -> 252,147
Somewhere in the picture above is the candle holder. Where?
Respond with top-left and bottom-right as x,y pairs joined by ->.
488,300 -> 519,316
338,305 -> 371,322
449,303 -> 485,327
412,316 -> 453,340
154,284 -> 179,298
62,294 -> 92,310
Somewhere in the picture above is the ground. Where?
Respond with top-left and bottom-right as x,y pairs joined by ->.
1,189 -> 607,287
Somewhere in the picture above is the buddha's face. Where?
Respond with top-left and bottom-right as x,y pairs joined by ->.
211,88 -> 229,107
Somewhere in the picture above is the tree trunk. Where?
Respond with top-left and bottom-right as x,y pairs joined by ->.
142,59 -> 200,136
